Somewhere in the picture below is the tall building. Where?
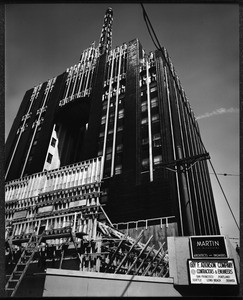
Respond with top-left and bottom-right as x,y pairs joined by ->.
5,6 -> 220,270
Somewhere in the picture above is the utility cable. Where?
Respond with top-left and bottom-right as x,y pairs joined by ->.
141,3 -> 161,51
140,3 -> 240,231
141,2 -> 208,153
209,173 -> 239,177
209,162 -> 239,231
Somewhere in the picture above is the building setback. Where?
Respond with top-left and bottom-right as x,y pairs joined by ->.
5,6 -> 220,256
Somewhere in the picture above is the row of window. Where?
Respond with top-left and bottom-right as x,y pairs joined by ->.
141,133 -> 162,145
141,96 -> 159,112
101,108 -> 124,125
140,81 -> 163,173
141,155 -> 163,172
141,114 -> 160,124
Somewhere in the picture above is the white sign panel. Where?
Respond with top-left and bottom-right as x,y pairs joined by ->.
38,205 -> 53,214
13,210 -> 27,220
188,259 -> 238,285
69,199 -> 87,208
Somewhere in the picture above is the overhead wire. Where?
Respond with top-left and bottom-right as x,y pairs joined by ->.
141,4 -> 162,50
140,3 -> 239,231
209,163 -> 239,231
209,173 -> 239,177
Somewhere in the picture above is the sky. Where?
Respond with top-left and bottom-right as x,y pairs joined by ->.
5,3 -> 239,245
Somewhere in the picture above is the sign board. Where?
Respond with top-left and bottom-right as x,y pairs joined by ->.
69,199 -> 87,208
37,205 -> 54,214
13,210 -> 27,220
190,236 -> 228,258
188,259 -> 238,285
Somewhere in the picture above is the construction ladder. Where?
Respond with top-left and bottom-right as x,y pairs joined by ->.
5,232 -> 43,297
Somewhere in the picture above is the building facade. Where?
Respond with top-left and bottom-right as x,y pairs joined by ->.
5,7 -> 220,247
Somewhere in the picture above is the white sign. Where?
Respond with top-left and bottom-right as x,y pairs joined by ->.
69,199 -> 87,208
38,205 -> 53,214
13,210 -> 27,220
188,259 -> 238,285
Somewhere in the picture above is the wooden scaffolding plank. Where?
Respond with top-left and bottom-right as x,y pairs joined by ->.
149,250 -> 168,276
70,231 -> 82,265
104,234 -> 128,273
141,242 -> 165,276
134,245 -> 155,275
125,235 -> 153,275
114,230 -> 145,274
151,252 -> 167,276
157,259 -> 169,277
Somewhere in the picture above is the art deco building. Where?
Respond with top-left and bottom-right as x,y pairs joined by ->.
5,6 -> 220,262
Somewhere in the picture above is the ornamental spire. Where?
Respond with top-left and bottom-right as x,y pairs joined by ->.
98,7 -> 113,55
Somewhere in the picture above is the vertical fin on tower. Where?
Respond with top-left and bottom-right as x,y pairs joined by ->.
98,7 -> 113,55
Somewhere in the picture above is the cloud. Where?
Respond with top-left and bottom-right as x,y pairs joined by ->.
195,107 -> 239,120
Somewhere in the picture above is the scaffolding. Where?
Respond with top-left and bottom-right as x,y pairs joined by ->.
5,209 -> 169,297
5,157 -> 169,297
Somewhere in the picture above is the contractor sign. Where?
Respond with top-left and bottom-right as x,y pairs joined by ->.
188,259 -> 238,285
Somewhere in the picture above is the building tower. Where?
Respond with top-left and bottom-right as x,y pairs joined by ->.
5,7 -> 220,256
98,7 -> 113,55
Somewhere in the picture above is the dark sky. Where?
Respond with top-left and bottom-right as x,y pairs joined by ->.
5,3 -> 239,244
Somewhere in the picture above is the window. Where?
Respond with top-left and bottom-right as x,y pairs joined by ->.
141,101 -> 147,112
115,164 -> 122,175
99,131 -> 105,138
141,158 -> 149,171
152,114 -> 159,122
153,155 -> 162,165
51,137 -> 56,147
153,133 -> 161,141
108,128 -> 114,135
141,117 -> 148,125
118,109 -> 124,119
106,153 -> 112,160
101,115 -> 106,124
151,97 -> 158,108
116,144 -> 123,153
117,125 -> 123,132
102,102 -> 108,110
47,153 -> 53,164
150,86 -> 157,93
